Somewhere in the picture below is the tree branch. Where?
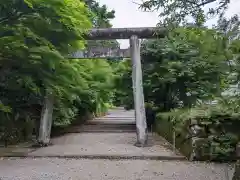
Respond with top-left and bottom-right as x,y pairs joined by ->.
0,11 -> 32,24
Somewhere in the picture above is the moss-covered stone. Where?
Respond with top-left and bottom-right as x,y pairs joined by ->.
155,108 -> 239,161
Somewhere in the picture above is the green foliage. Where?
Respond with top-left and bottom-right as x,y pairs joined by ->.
0,0 -> 116,145
83,0 -> 115,28
83,0 -> 120,50
140,0 -> 230,25
116,26 -> 231,111
111,59 -> 134,109
52,58 -> 115,126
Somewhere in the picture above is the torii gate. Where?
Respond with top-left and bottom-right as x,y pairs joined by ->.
38,27 -> 167,147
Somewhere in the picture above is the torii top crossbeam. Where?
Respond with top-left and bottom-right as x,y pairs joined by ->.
84,27 -> 167,40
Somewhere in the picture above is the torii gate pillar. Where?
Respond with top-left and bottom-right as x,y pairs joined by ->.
130,35 -> 147,147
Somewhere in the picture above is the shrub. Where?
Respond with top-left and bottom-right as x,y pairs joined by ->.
156,101 -> 240,161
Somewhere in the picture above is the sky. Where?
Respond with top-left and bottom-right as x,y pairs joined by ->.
97,0 -> 240,48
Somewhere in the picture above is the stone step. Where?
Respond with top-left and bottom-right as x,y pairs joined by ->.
81,124 -> 136,132
79,129 -> 136,133
96,117 -> 135,119
56,127 -> 136,134
86,120 -> 135,125
95,119 -> 135,122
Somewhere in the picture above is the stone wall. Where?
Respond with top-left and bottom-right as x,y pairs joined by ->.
154,117 -> 193,159
155,115 -> 239,161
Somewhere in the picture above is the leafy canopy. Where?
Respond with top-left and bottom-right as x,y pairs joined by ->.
0,0 -> 117,143
140,0 -> 231,25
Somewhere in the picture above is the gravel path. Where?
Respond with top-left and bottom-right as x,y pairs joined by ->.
0,158 -> 234,180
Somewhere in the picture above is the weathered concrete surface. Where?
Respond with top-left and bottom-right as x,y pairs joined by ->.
27,133 -> 184,160
103,107 -> 135,119
25,108 -> 183,160
38,93 -> 54,145
84,27 -> 167,40
0,108 -> 183,160
0,158 -> 234,180
130,35 -> 148,147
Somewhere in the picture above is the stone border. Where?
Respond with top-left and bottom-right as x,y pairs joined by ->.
1,154 -> 186,161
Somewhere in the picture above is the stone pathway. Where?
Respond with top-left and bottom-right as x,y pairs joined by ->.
26,108 -> 183,159
0,107 -> 235,179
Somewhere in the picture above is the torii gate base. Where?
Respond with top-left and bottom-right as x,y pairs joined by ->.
37,27 -> 164,147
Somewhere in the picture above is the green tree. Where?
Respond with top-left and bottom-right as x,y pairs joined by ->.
140,0 -> 231,25
115,26 -> 232,111
83,0 -> 115,28
0,0 -> 116,145
111,59 -> 133,109
83,0 -> 120,50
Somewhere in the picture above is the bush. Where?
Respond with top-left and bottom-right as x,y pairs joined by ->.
156,102 -> 240,161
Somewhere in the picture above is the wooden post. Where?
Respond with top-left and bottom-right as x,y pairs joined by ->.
37,93 -> 54,146
130,35 -> 148,147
